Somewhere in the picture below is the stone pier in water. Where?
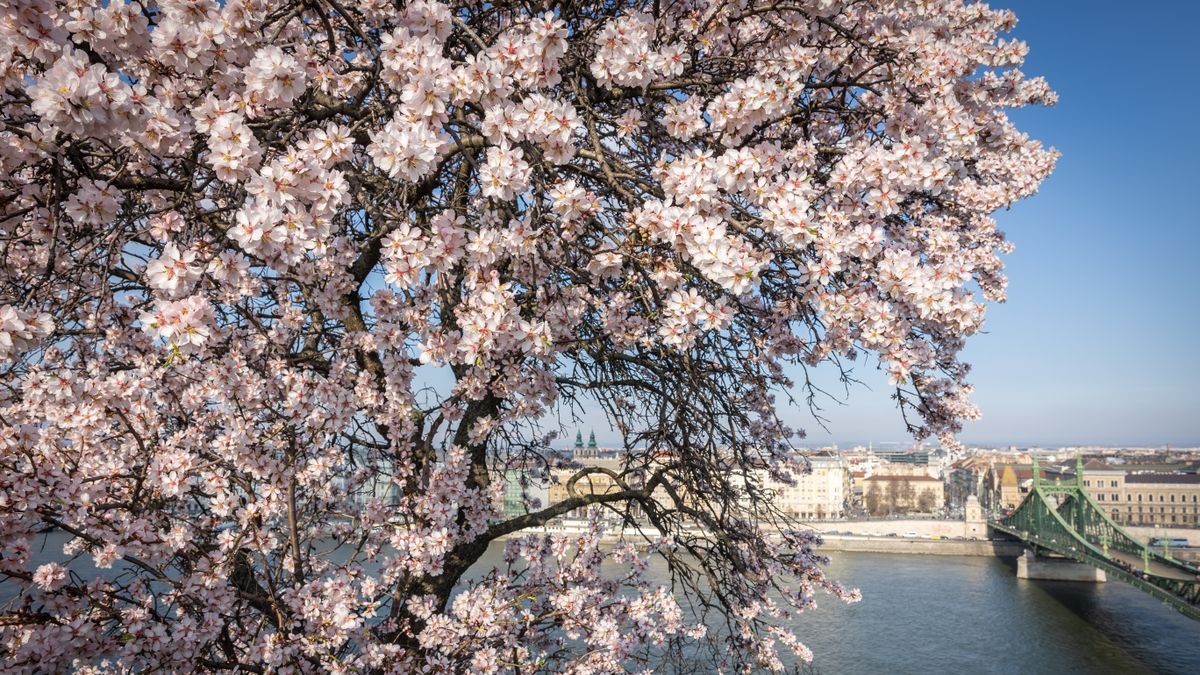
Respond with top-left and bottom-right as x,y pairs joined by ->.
1016,550 -> 1107,582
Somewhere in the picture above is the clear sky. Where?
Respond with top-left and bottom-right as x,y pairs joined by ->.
567,2 -> 1200,449
781,1 -> 1200,448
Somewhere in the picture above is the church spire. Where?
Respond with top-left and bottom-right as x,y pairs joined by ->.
575,431 -> 583,449
587,430 -> 597,449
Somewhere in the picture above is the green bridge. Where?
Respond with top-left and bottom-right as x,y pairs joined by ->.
989,456 -> 1200,621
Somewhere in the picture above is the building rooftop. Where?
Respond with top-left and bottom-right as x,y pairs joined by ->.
996,464 -> 1069,484
1125,473 -> 1200,485
1120,462 -> 1199,473
1081,459 -> 1122,472
863,474 -> 941,482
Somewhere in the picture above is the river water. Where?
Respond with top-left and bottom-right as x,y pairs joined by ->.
768,551 -> 1200,675
9,531 -> 1200,673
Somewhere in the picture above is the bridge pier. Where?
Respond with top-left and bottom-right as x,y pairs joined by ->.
1016,550 -> 1106,582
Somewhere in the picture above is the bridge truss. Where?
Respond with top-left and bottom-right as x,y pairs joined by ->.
990,457 -> 1200,621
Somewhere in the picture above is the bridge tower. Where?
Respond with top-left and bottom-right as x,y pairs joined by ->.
1014,454 -> 1107,582
1072,453 -> 1086,535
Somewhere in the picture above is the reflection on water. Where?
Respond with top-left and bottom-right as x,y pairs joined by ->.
8,532 -> 1199,674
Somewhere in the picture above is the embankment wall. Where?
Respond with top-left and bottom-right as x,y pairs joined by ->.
807,520 -> 1200,547
817,535 -> 1023,557
807,519 -> 971,538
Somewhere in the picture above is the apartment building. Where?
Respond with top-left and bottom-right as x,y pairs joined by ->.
861,474 -> 944,515
766,453 -> 851,520
1085,469 -> 1200,526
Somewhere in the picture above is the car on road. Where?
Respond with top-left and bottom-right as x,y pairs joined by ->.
902,531 -> 918,538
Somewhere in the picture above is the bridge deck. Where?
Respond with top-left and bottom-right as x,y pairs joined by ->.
1105,550 -> 1198,581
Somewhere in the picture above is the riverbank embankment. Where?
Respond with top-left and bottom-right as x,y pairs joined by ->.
817,534 -> 1023,556
509,517 -> 1200,560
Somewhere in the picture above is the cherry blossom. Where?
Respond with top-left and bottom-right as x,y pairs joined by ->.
0,306 -> 53,363
31,563 -> 67,592
145,242 -> 200,297
0,1 -> 1056,672
244,46 -> 307,110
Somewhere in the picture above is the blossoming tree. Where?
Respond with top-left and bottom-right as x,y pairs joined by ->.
0,0 -> 1055,671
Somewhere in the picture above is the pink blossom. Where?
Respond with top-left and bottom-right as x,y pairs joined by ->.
0,306 -> 53,363
245,46 -> 308,109
145,243 -> 200,297
32,563 -> 68,591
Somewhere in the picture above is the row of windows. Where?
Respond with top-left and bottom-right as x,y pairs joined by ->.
1113,512 -> 1199,525
1078,479 -> 1199,495
1094,492 -> 1198,502
1119,505 -> 1197,513
1137,493 -> 1197,502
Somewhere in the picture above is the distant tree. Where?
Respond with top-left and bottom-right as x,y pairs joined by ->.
899,479 -> 917,513
0,0 -> 1055,671
866,482 -> 883,516
886,480 -> 900,515
917,489 -> 937,513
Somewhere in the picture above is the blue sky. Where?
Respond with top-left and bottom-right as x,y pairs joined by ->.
785,1 -> 1200,448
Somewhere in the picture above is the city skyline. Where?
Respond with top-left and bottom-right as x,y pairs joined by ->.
556,421 -> 1200,453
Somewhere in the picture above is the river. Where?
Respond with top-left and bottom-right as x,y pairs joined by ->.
770,551 -> 1200,674
8,531 -> 1200,673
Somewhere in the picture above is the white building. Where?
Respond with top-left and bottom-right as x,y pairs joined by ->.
767,453 -> 851,520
